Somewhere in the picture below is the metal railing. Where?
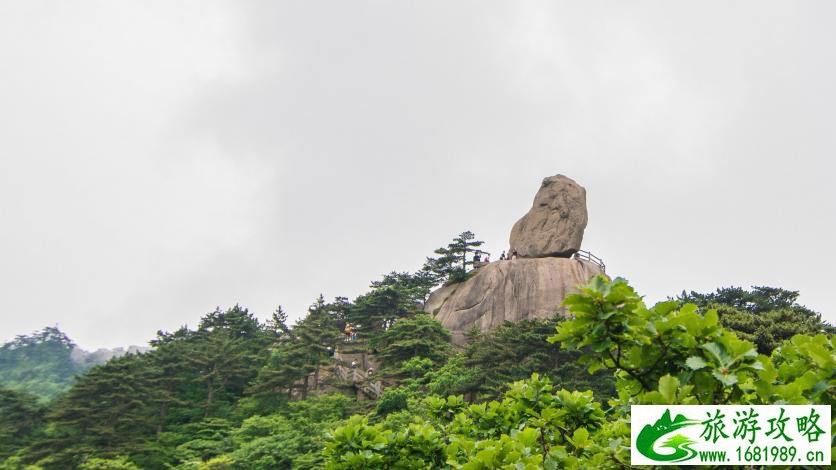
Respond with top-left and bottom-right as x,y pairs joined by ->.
573,250 -> 606,272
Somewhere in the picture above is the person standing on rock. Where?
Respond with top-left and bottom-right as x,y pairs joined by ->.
510,249 -> 518,260
499,251 -> 506,261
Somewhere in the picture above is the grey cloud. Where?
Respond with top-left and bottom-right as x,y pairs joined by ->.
1,1 -> 833,348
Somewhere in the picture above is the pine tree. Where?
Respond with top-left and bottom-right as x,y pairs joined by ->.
250,296 -> 342,399
463,318 -> 614,399
198,304 -> 265,339
267,306 -> 291,338
678,286 -> 836,354
0,388 -> 44,459
0,326 -> 88,399
376,314 -> 451,370
144,344 -> 187,439
370,271 -> 437,305
293,296 -> 342,394
186,331 -> 259,418
30,355 -> 158,467
424,231 -> 485,285
249,338 -> 313,400
349,284 -> 420,339
183,306 -> 271,417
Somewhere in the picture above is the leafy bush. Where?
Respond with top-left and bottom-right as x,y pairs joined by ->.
323,276 -> 835,468
4,272 -> 831,469
376,387 -> 411,415
77,456 -> 141,470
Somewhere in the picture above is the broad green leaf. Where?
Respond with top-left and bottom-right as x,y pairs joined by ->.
658,375 -> 679,403
571,428 -> 590,449
685,356 -> 708,370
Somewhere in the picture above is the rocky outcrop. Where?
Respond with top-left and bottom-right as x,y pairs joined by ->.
70,345 -> 151,367
425,257 -> 603,344
509,175 -> 587,258
295,342 -> 382,400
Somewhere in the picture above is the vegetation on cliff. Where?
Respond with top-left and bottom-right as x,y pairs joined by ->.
324,277 -> 834,468
0,233 -> 831,468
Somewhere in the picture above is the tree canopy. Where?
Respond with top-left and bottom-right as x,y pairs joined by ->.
324,276 -> 835,468
1,244 -> 831,469
678,285 -> 834,353
424,231 -> 485,285
0,327 -> 88,400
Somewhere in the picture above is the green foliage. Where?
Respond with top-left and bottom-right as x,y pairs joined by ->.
375,314 -> 451,371
220,394 -> 361,469
376,387 -> 410,415
424,231 -> 485,286
5,263 -> 833,469
224,414 -> 310,469
400,356 -> 434,378
2,305 -> 276,469
26,354 -> 160,467
679,285 -> 834,354
326,374 -> 606,469
371,271 -> 438,306
460,318 -> 614,400
757,333 -> 835,405
77,456 -> 141,470
680,285 -> 819,315
0,455 -> 44,470
425,354 -> 481,398
249,296 -> 342,401
284,393 -> 361,424
0,389 -> 44,460
170,418 -> 235,464
349,282 -> 421,339
417,319 -> 616,402
0,327 -> 89,400
324,276 -> 834,468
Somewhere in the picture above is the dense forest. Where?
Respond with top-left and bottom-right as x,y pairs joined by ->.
0,327 -> 89,401
1,233 -> 833,469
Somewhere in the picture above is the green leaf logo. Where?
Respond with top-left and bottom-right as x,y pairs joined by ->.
636,409 -> 700,462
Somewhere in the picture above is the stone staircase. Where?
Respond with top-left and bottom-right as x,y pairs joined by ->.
332,363 -> 382,400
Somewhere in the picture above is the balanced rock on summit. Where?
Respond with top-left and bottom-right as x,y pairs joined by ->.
509,175 -> 587,258
424,174 -> 603,344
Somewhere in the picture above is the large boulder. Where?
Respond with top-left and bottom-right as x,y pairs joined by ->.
509,175 -> 587,258
425,258 -> 603,344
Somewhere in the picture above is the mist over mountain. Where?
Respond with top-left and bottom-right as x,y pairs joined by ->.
0,326 -> 149,401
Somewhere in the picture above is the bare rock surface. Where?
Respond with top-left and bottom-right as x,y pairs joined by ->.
425,258 -> 603,344
509,175 -> 587,258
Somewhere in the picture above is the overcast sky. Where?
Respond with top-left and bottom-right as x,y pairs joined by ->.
2,1 -> 834,349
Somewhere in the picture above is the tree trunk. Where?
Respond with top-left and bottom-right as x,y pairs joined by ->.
204,378 -> 214,418
156,404 -> 167,439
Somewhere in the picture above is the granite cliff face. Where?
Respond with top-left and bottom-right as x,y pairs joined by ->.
425,258 -> 603,344
424,174 -> 601,344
